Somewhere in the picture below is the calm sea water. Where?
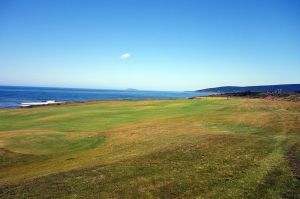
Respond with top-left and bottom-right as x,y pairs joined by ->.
0,86 -> 208,108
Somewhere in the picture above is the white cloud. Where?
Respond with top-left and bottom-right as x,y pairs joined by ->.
120,53 -> 131,60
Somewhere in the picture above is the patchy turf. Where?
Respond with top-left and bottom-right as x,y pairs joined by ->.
0,98 -> 299,198
287,143 -> 300,180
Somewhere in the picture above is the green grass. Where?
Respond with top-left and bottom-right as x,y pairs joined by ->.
0,99 -> 235,132
0,98 -> 299,198
5,134 -> 104,155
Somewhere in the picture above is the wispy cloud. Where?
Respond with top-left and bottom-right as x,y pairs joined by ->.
120,53 -> 131,60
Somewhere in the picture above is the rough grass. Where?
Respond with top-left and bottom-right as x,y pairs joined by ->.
0,98 -> 299,198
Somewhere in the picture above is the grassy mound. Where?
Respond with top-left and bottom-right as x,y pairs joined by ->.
5,133 -> 104,155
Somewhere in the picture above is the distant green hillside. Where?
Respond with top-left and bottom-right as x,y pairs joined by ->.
196,84 -> 300,93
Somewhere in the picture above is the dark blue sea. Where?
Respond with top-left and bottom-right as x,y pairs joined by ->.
0,86 -> 208,108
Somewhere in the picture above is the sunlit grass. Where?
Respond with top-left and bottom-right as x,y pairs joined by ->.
0,98 -> 299,198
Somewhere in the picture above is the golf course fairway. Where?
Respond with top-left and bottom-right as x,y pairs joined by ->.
0,97 -> 299,198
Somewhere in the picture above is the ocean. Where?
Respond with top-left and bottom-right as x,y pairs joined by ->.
0,86 -> 208,108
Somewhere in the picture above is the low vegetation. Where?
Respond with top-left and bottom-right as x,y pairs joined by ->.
0,98 -> 299,198
211,91 -> 300,101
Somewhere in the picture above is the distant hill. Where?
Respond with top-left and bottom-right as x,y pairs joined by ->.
125,88 -> 139,91
196,84 -> 300,93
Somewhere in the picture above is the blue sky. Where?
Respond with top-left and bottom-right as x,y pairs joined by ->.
0,0 -> 299,91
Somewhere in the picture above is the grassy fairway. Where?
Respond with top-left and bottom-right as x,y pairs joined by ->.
0,98 -> 299,198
